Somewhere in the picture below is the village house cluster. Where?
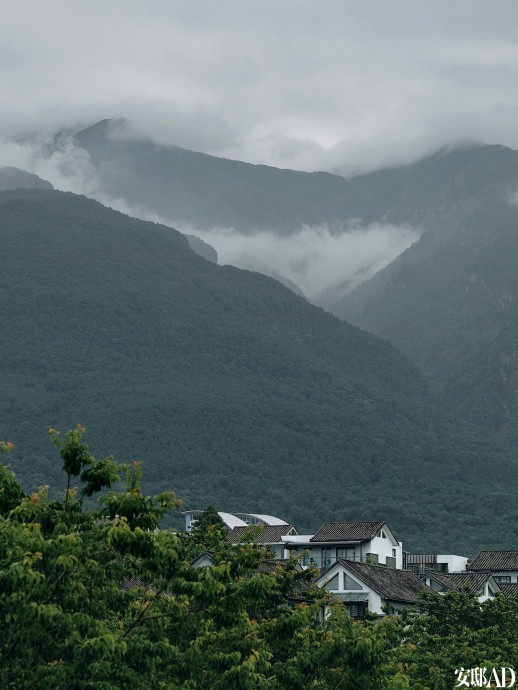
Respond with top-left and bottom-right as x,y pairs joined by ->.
184,510 -> 518,619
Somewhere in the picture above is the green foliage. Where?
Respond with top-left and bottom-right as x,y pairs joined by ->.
187,505 -> 227,552
395,590 -> 518,689
48,424 -> 122,508
0,441 -> 25,516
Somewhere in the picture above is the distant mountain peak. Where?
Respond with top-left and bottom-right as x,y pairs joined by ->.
74,117 -> 132,143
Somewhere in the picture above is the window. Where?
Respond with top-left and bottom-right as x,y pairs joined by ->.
430,579 -> 446,592
337,547 -> 356,561
346,602 -> 366,620
494,576 -> 511,583
324,573 -> 339,591
322,548 -> 333,567
344,573 -> 363,590
302,550 -> 313,567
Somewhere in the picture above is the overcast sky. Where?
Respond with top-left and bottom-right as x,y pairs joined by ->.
2,1 -> 518,173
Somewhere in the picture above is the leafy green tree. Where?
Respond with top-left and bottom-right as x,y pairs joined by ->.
395,589 -> 518,689
0,441 -> 25,516
187,505 -> 227,551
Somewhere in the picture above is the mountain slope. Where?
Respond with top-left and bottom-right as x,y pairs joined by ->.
336,196 -> 518,431
53,119 -> 518,235
0,166 -> 53,191
0,188 -> 516,551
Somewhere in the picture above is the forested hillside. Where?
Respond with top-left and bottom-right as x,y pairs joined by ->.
0,166 -> 53,191
1,188 -> 516,551
336,197 -> 518,439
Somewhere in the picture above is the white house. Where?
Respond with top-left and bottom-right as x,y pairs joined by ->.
315,558 -> 431,618
405,553 -> 468,574
283,521 -> 403,569
467,551 -> 518,585
421,571 -> 501,602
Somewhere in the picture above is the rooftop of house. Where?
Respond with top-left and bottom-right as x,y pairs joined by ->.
422,570 -> 460,591
468,551 -> 518,572
225,524 -> 297,544
310,521 -> 387,543
322,558 -> 431,604
499,583 -> 518,599
447,572 -> 497,594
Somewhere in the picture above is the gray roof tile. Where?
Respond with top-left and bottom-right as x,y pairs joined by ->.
333,559 -> 431,603
499,583 -> 518,598
310,521 -> 385,543
447,572 -> 493,594
468,551 -> 518,572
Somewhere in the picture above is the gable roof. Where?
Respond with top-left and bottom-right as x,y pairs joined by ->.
190,551 -> 215,568
468,551 -> 518,572
225,524 -> 296,544
447,572 -> 496,594
499,583 -> 518,599
423,570 -> 460,592
310,521 -> 386,543
319,559 -> 431,603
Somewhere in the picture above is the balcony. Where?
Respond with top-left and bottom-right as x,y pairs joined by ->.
297,555 -> 377,568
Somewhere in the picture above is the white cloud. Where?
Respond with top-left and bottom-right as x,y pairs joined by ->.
190,224 -> 420,306
1,1 -> 518,174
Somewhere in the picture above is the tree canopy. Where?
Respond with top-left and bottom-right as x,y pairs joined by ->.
1,430 -> 516,689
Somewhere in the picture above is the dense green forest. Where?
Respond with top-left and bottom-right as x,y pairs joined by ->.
337,197 -> 518,439
1,435 -> 516,689
1,188 -> 516,552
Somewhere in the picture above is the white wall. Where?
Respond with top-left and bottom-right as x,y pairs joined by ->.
437,554 -> 468,572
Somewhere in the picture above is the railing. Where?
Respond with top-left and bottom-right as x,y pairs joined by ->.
297,556 -> 377,568
403,564 -> 449,575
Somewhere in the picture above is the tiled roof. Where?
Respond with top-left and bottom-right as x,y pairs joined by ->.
468,551 -> 518,572
310,521 -> 385,543
499,583 -> 518,598
423,570 -> 460,591
257,559 -> 293,574
258,559 -> 314,597
334,559 -> 431,603
225,524 -> 296,544
447,572 -> 492,594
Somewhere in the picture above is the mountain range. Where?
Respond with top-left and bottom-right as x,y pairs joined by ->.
1,184 -> 515,552
41,120 -> 518,435
51,119 -> 518,238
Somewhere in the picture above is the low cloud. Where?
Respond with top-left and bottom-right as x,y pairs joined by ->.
0,134 -> 100,196
191,224 -> 420,306
0,136 -> 419,308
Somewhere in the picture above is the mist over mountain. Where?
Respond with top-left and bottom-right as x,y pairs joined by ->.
1,187 -> 515,551
23,120 -> 517,306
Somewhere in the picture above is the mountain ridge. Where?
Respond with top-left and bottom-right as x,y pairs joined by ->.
48,118 -> 518,237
